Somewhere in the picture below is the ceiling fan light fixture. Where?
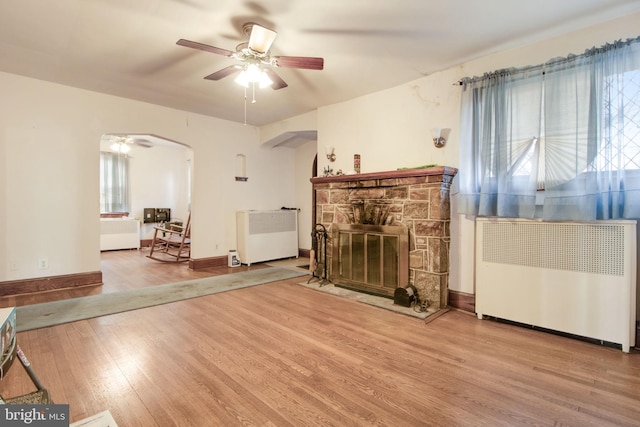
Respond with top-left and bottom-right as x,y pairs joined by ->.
247,24 -> 277,54
235,65 -> 273,89
234,70 -> 250,88
258,71 -> 273,88
245,64 -> 262,82
110,142 -> 130,153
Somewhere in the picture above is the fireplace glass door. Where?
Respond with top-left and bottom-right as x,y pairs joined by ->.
332,224 -> 409,297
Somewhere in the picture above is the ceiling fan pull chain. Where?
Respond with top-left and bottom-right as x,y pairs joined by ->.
252,82 -> 257,104
243,87 -> 247,125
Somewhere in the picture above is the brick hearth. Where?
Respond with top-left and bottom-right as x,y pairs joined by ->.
311,166 -> 458,309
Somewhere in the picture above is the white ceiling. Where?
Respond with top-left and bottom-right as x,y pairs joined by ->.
1,0 -> 639,127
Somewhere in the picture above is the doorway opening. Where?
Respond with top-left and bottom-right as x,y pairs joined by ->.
99,133 -> 193,250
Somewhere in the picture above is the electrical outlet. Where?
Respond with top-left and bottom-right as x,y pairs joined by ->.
10,262 -> 19,271
39,258 -> 49,269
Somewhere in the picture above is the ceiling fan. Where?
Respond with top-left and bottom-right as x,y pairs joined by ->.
177,22 -> 324,90
104,135 -> 153,153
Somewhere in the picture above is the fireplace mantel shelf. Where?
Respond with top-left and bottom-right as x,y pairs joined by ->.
311,166 -> 458,184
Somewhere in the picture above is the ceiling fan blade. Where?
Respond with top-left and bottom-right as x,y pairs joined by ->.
204,65 -> 241,81
272,56 -> 324,70
176,39 -> 235,57
248,24 -> 277,54
132,139 -> 153,148
264,69 -> 288,90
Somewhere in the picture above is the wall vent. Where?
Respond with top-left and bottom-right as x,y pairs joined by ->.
482,221 -> 625,276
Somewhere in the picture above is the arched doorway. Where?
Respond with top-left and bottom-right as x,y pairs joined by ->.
99,133 -> 193,248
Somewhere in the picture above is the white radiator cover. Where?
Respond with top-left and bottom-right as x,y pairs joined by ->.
476,218 -> 637,352
236,210 -> 298,266
100,218 -> 140,251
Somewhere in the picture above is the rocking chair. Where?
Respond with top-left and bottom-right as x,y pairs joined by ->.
147,213 -> 191,262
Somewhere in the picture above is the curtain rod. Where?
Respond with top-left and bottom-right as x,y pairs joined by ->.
453,35 -> 640,87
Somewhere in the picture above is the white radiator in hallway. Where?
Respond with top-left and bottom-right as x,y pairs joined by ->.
475,218 -> 637,352
236,210 -> 298,266
100,218 -> 140,251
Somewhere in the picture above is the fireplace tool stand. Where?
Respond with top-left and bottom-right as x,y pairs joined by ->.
308,224 -> 329,286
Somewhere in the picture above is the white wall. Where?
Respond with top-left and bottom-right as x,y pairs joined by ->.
260,110 -> 319,251
0,73 -> 297,282
314,11 -> 640,294
294,141 -> 317,250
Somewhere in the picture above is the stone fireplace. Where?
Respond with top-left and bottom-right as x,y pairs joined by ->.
310,166 -> 458,308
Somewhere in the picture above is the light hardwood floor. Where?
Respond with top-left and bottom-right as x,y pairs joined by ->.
1,249 -> 639,426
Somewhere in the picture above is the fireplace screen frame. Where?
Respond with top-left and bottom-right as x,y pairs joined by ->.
331,223 -> 409,297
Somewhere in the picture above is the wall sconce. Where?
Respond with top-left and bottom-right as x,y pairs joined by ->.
235,154 -> 248,182
325,146 -> 336,162
432,127 -> 446,148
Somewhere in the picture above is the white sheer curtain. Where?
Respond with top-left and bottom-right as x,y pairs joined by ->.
459,36 -> 640,221
458,67 -> 544,218
543,38 -> 640,220
100,151 -> 131,213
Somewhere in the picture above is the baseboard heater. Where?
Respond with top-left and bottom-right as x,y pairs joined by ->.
100,218 -> 140,251
236,210 -> 298,266
475,218 -> 637,352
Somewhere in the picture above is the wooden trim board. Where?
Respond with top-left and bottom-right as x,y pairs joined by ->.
0,271 -> 103,296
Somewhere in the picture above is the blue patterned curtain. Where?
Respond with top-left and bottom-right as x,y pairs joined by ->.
459,36 -> 640,221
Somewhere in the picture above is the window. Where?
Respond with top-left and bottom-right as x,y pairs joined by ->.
596,69 -> 640,171
100,151 -> 130,213
458,36 -> 640,221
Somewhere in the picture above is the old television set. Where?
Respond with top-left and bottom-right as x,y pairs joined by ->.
143,208 -> 171,223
